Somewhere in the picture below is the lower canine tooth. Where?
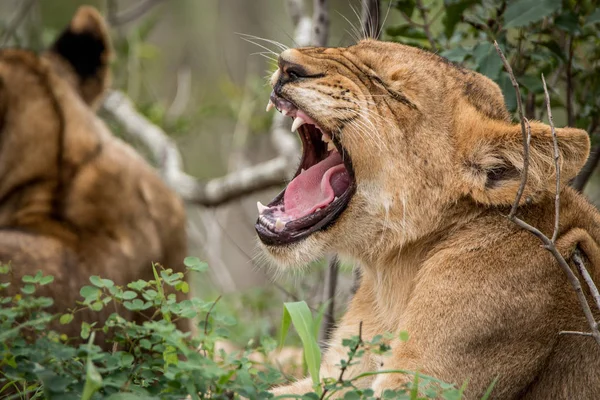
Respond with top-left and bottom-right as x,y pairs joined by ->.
281,109 -> 288,116
291,116 -> 306,132
275,218 -> 286,232
327,142 -> 336,152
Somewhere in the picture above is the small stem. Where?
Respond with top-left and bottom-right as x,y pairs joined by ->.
494,41 -> 530,218
415,0 -> 437,52
541,74 -> 560,244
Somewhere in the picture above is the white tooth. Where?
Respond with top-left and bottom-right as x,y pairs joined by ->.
281,109 -> 288,116
315,208 -> 321,212
301,168 -> 306,174
327,141 -> 336,152
266,100 -> 274,112
291,116 -> 306,132
275,218 -> 286,232
334,196 -> 339,201
257,201 -> 268,214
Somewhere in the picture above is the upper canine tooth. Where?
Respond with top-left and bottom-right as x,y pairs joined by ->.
266,100 -> 274,112
327,141 -> 336,152
274,218 -> 286,232
281,109 -> 288,116
257,201 -> 268,214
291,116 -> 306,132
322,133 -> 332,143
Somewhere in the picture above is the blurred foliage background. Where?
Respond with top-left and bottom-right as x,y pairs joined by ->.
0,0 -> 598,349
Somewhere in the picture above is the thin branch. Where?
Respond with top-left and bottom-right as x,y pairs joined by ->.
319,256 -> 339,344
312,0 -> 330,47
107,0 -> 166,26
511,216 -> 600,346
415,0 -> 437,52
559,331 -> 594,337
496,47 -> 600,346
573,250 -> 600,312
102,90 -> 289,206
204,295 -> 222,335
566,36 -> 575,127
494,41 -> 531,218
0,0 -> 37,46
542,74 -> 560,243
361,0 -> 381,39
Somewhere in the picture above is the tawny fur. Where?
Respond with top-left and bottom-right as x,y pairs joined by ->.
260,40 -> 600,399
0,7 -> 187,343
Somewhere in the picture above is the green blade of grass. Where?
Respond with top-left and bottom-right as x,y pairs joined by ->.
81,333 -> 102,400
480,377 -> 498,400
281,301 -> 321,390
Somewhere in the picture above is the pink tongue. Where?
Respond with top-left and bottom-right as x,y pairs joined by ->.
283,152 -> 349,220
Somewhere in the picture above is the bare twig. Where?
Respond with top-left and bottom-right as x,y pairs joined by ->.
319,256 -> 339,344
361,0 -> 381,39
0,0 -> 37,45
107,0 -> 166,26
319,321 -> 363,400
204,295 -> 222,335
494,41 -> 531,218
102,90 -> 291,206
566,36 -> 575,127
415,0 -> 437,52
573,250 -> 600,312
312,0 -> 329,47
511,217 -> 600,345
559,331 -> 595,337
496,46 -> 600,346
542,74 -> 560,243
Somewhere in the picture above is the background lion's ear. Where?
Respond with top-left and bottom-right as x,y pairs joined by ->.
459,119 -> 590,206
47,6 -> 112,107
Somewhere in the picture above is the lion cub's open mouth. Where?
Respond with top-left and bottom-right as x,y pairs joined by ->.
255,92 -> 356,245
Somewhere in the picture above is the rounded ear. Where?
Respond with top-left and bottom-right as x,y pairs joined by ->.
459,119 -> 590,206
46,6 -> 112,107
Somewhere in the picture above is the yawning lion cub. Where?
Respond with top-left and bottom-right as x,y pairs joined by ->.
257,40 -> 600,399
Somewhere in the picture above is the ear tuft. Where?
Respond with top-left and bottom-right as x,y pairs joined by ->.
49,6 -> 112,106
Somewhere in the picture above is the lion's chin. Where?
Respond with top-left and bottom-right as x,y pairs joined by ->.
258,234 -> 328,271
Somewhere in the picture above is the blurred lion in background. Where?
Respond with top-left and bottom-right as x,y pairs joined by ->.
0,6 -> 187,341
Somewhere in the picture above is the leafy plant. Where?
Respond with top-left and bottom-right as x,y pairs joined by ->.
386,0 -> 600,134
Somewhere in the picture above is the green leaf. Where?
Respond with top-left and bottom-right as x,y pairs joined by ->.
175,281 -> 189,294
440,46 -> 470,63
59,313 -> 74,325
443,0 -> 477,39
121,290 -> 137,300
21,284 -> 35,295
504,0 -> 561,29
399,331 -> 410,342
80,285 -> 101,301
281,301 -> 321,391
394,0 -> 416,19
39,275 -> 54,285
473,42 -> 503,80
555,11 -> 581,34
81,322 -> 91,340
184,256 -> 208,272
386,25 -> 427,39
585,8 -> 600,25
90,275 -> 104,287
